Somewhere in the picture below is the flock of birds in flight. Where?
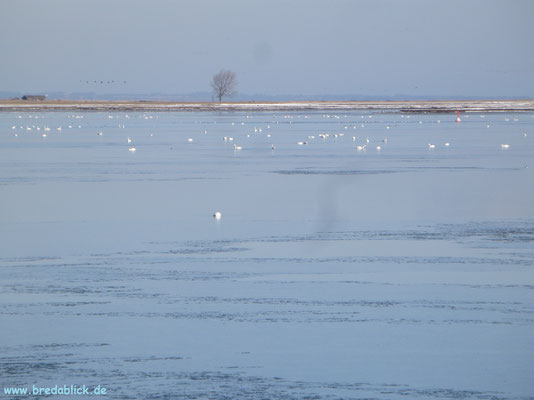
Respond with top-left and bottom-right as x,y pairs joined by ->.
79,80 -> 127,85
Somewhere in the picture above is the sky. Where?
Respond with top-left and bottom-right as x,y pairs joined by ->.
1,0 -> 533,99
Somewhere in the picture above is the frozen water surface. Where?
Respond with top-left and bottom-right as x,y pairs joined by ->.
1,111 -> 533,399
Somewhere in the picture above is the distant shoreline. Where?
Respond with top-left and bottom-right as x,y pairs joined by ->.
1,99 -> 533,112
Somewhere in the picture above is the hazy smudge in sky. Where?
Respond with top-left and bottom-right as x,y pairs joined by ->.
0,0 -> 533,98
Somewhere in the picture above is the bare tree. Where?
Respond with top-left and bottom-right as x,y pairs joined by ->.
211,69 -> 237,102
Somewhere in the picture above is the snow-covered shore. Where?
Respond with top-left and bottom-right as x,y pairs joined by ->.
1,99 -> 533,112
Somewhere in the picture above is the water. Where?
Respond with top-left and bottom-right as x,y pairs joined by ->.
1,111 -> 533,399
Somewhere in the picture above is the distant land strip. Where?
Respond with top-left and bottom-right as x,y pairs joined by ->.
1,99 -> 533,112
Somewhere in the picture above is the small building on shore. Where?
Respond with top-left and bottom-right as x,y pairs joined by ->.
21,95 -> 47,101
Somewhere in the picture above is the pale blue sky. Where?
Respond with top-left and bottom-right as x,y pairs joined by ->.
1,0 -> 533,98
